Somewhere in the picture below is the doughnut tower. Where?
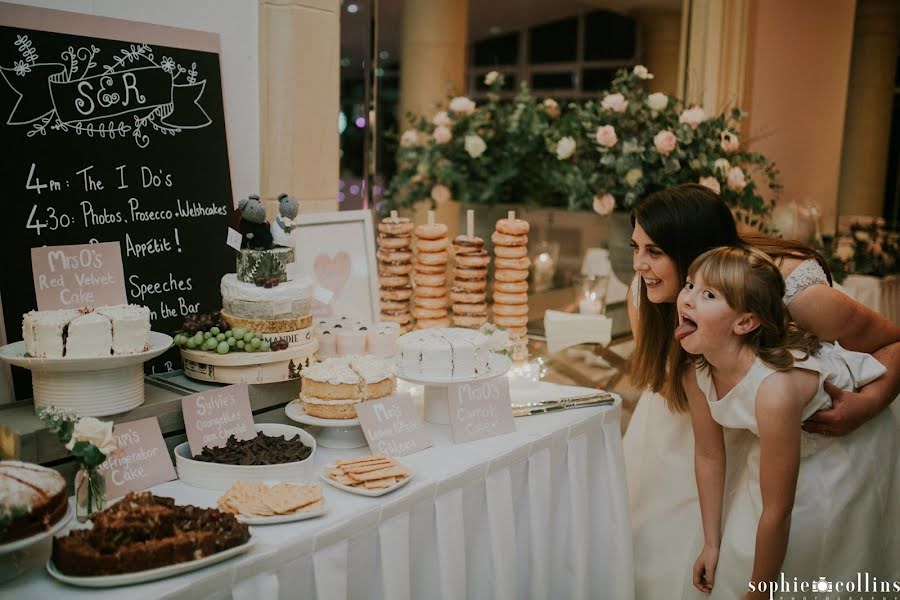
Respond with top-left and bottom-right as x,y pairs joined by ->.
491,212 -> 531,340
451,209 -> 490,328
376,212 -> 415,333
412,212 -> 451,329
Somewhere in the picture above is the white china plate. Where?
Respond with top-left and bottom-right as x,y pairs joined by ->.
285,400 -> 361,426
397,353 -> 511,385
46,540 -> 254,588
0,332 -> 173,372
236,502 -> 327,525
0,503 -> 74,555
319,463 -> 414,497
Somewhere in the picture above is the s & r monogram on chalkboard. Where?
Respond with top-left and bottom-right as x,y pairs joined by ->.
0,35 -> 211,148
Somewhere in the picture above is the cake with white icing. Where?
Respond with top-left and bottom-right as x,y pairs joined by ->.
396,327 -> 491,380
299,356 -> 396,419
22,305 -> 151,358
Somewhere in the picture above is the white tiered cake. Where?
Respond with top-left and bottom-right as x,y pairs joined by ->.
396,327 -> 491,380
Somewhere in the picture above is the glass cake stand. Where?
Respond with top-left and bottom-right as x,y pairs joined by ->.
285,400 -> 367,449
397,353 -> 512,425
0,332 -> 173,416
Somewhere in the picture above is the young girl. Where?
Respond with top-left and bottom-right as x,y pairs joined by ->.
675,246 -> 897,599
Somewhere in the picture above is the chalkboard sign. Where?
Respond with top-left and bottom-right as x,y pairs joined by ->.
0,4 -> 234,399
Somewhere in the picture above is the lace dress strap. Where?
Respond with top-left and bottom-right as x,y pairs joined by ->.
782,259 -> 829,305
631,274 -> 641,309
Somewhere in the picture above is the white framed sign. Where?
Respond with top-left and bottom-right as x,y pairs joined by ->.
289,209 -> 379,324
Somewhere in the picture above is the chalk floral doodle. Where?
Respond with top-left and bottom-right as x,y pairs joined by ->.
1,36 -> 211,147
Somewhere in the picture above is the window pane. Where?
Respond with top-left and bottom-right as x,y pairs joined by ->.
584,10 -> 637,61
532,72 -> 575,90
582,67 -> 617,92
473,32 -> 520,66
529,17 -> 578,64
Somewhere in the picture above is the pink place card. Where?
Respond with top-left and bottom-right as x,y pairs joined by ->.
31,242 -> 127,310
99,417 -> 177,500
355,393 -> 432,457
448,375 -> 516,444
181,383 -> 255,456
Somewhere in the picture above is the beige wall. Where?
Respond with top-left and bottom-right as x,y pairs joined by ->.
742,0 -> 856,233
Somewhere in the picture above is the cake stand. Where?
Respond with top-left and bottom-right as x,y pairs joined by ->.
398,353 -> 512,425
0,502 -> 73,583
0,332 -> 173,417
285,400 -> 367,449
179,338 -> 318,384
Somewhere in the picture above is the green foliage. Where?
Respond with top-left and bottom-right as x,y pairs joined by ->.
383,67 -> 780,225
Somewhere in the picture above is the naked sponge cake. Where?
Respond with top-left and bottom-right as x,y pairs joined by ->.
52,491 -> 250,576
0,460 -> 68,544
300,356 -> 396,419
22,304 -> 151,358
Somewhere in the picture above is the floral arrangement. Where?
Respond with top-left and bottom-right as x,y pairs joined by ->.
820,218 -> 899,283
384,66 -> 780,228
39,407 -> 118,520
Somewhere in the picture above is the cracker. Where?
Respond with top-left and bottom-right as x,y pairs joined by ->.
348,465 -> 410,482
363,477 -> 398,489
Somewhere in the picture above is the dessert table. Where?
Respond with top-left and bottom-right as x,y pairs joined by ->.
1,383 -> 633,600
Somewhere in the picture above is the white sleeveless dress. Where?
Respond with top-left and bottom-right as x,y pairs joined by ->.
694,345 -> 897,597
623,260 -> 831,600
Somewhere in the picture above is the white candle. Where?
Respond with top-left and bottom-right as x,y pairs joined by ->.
467,209 -> 474,239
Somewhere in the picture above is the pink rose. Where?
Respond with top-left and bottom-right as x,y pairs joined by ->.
433,125 -> 452,144
400,129 -> 419,147
431,184 -> 451,205
593,194 -> 615,216
698,176 -> 721,194
601,93 -> 628,113
543,98 -> 560,119
726,166 -> 747,191
595,125 -> 618,148
448,96 -> 476,115
432,111 -> 451,127
679,106 -> 706,129
720,131 -> 739,153
653,130 -> 677,156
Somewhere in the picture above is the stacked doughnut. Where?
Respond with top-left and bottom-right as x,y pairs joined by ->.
412,222 -> 451,329
491,218 -> 531,339
450,235 -> 490,329
376,216 -> 415,333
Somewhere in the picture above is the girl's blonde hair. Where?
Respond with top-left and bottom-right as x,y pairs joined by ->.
663,246 -> 822,412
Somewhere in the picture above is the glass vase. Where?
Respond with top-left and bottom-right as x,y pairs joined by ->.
74,464 -> 106,522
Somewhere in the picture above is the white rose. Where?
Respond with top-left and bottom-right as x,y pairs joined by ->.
66,417 -> 117,456
431,111 -> 451,127
646,92 -> 668,111
593,193 -> 616,216
698,176 -> 721,194
431,184 -> 451,204
679,106 -> 706,129
487,329 -> 510,352
400,129 -> 419,148
555,136 -> 576,160
720,131 -> 739,153
449,96 -> 476,115
464,134 -> 487,158
726,166 -> 747,192
484,71 -> 500,86
543,98 -> 560,119
713,158 -> 731,175
595,125 -> 618,148
625,168 -> 643,187
601,93 -> 628,113
433,125 -> 452,144
633,65 -> 653,80
835,244 -> 855,262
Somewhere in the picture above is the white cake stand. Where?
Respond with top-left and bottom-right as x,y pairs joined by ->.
0,332 -> 173,417
398,353 -> 512,425
285,400 -> 367,449
0,503 -> 74,583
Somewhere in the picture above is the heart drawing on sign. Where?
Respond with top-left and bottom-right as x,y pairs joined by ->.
313,251 -> 352,301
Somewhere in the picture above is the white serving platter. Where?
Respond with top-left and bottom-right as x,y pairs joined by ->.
236,501 -> 327,525
174,423 -> 316,490
319,463 -> 414,497
0,503 -> 73,555
0,331 -> 172,372
46,540 -> 254,588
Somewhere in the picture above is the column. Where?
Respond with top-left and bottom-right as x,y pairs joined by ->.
633,8 -> 683,97
259,0 -> 340,216
838,0 -> 900,219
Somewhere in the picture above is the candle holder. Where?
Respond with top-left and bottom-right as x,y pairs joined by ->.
531,240 -> 559,293
575,274 -> 609,315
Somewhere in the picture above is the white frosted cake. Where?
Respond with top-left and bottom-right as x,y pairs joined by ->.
299,356 -> 396,419
396,327 -> 492,380
22,305 -> 151,358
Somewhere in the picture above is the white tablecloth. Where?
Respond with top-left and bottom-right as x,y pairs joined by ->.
841,274 -> 900,325
1,383 -> 633,600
